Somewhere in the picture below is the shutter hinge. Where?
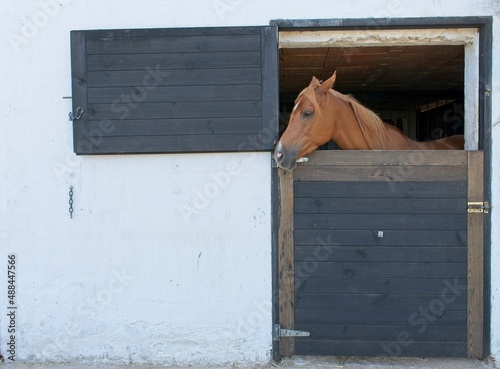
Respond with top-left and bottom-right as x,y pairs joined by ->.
273,324 -> 310,341
485,84 -> 491,97
467,201 -> 490,213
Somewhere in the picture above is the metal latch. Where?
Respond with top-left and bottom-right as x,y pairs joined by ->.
69,107 -> 84,121
273,324 -> 310,341
468,201 -> 490,213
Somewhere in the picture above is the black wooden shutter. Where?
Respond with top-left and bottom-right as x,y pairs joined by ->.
70,26 -> 278,154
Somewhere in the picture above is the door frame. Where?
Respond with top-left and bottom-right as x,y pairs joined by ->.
270,16 -> 493,361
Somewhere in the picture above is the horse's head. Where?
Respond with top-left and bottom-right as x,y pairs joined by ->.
274,72 -> 337,171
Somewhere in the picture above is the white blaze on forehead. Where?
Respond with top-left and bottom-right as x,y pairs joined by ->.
292,103 -> 298,112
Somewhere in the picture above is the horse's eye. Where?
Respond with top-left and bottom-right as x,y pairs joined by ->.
302,110 -> 313,119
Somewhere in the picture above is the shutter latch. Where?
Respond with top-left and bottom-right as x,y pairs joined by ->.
69,107 -> 84,121
467,201 -> 490,213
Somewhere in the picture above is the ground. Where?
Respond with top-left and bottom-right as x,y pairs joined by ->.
1,356 -> 497,369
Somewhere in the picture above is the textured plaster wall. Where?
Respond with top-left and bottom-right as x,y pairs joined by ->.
0,0 -> 499,365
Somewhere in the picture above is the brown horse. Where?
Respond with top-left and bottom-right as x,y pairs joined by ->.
274,72 -> 464,170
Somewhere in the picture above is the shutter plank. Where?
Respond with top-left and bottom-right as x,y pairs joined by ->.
88,101 -> 261,120
88,85 -> 262,103
86,68 -> 262,87
86,34 -> 261,54
87,118 -> 262,136
87,51 -> 261,71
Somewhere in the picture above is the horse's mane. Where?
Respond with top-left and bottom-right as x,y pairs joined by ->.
299,83 -> 394,150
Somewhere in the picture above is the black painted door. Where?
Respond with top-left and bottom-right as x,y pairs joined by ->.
278,150 -> 484,358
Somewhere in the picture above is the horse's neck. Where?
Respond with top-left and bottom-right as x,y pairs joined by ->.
324,92 -> 464,151
328,92 -> 407,150
327,96 -> 371,150
384,124 -> 423,149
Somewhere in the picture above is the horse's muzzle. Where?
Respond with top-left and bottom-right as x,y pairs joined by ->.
274,141 -> 297,171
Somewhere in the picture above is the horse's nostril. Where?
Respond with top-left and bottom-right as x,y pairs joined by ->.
277,151 -> 283,159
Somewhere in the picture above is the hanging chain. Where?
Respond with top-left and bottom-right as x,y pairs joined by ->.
68,186 -> 74,219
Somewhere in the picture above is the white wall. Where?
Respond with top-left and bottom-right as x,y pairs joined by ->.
0,0 -> 499,365
6,153 -> 273,365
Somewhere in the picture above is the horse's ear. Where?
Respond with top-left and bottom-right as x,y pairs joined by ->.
318,71 -> 337,94
309,76 -> 320,86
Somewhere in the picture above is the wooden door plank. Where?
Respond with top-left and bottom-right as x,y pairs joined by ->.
295,245 -> 467,262
294,181 -> 468,198
295,324 -> 466,343
294,260 -> 467,278
295,293 -> 466,311
294,213 -> 467,231
296,340 -> 467,357
294,198 -> 466,215
296,308 -> 466,326
294,165 -> 467,182
467,150 -> 484,358
297,150 -> 468,167
278,168 -> 295,356
296,276 -> 467,295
